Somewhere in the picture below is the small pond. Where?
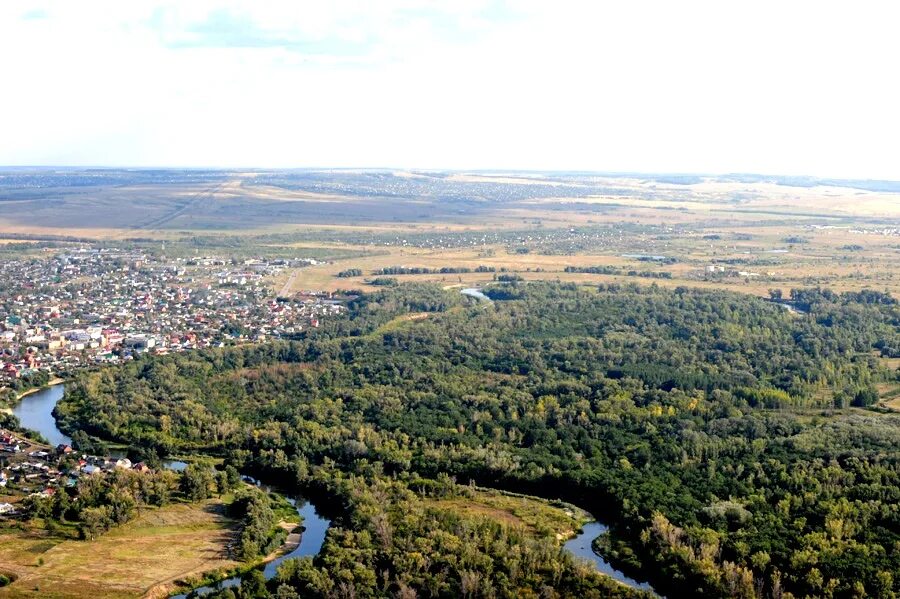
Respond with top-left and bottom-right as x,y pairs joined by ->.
461,287 -> 492,302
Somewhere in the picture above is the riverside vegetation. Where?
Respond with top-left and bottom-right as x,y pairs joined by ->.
16,460 -> 288,563
54,282 -> 900,598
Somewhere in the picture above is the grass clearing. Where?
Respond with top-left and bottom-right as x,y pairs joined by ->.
875,381 -> 900,412
427,488 -> 588,542
0,500 -> 239,599
367,312 -> 430,338
882,396 -> 900,411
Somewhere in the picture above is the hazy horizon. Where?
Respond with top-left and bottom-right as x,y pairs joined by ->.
3,165 -> 900,185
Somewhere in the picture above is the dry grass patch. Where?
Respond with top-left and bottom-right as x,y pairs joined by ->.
875,381 -> 900,412
427,488 -> 586,542
881,396 -> 900,412
0,500 -> 238,599
878,357 -> 900,370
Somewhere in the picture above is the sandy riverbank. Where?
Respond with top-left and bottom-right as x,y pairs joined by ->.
0,378 -> 66,416
13,377 -> 65,402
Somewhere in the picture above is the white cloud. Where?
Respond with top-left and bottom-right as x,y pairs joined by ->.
1,0 -> 899,178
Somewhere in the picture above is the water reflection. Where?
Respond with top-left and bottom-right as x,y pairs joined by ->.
564,521 -> 658,594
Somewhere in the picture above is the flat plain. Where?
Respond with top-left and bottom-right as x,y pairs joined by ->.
0,500 -> 238,599
6,169 -> 894,298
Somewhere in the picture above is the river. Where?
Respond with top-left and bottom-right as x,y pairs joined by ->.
170,494 -> 331,599
12,385 -> 333,598
565,521 -> 657,593
11,384 -> 71,447
13,385 -> 659,596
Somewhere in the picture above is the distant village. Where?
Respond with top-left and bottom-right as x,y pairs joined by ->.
0,247 -> 346,390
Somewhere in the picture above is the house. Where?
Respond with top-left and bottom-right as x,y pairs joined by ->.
82,464 -> 100,476
0,503 -> 16,515
114,458 -> 132,470
132,462 -> 151,473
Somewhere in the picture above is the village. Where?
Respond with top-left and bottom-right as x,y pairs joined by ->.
0,247 -> 346,391
0,427 -> 162,517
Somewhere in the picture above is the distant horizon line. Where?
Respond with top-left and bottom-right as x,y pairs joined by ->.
1,165 -> 900,184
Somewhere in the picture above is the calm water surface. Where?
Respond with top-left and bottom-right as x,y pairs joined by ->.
564,521 -> 658,594
11,384 -> 70,446
461,287 -> 492,302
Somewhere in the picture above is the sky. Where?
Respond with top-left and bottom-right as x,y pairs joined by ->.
1,1 -> 899,179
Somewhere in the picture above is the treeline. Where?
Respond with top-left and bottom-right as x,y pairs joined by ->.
228,487 -> 287,560
2,369 -> 52,395
24,468 -> 176,540
564,265 -> 673,279
58,282 -> 900,597
0,412 -> 49,445
337,268 -> 362,278
368,277 -> 398,286
21,463 -> 244,542
376,265 -> 498,275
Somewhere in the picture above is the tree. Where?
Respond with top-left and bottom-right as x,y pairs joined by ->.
181,464 -> 215,501
79,506 -> 112,540
21,494 -> 53,521
239,569 -> 268,598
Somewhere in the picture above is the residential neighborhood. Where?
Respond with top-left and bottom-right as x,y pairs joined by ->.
0,247 -> 345,390
0,428 -> 144,512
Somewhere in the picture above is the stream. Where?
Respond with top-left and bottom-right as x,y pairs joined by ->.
565,521 -> 657,593
14,384 -> 659,597
169,492 -> 330,599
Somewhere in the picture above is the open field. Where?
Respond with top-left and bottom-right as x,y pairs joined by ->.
270,222 -> 900,298
426,487 -> 588,542
0,500 -> 239,599
4,169 -> 900,300
3,169 -> 900,235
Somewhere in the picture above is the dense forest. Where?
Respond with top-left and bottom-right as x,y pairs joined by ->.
56,282 -> 900,598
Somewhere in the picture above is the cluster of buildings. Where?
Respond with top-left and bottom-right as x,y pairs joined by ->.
849,226 -> 900,237
0,429 -> 163,515
703,265 -> 764,279
363,224 -> 680,254
0,430 -> 67,504
0,248 -> 343,386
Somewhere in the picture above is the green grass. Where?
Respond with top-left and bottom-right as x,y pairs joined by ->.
427,487 -> 588,542
365,312 -> 431,339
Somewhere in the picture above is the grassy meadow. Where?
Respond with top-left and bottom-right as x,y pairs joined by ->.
0,500 -> 238,599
